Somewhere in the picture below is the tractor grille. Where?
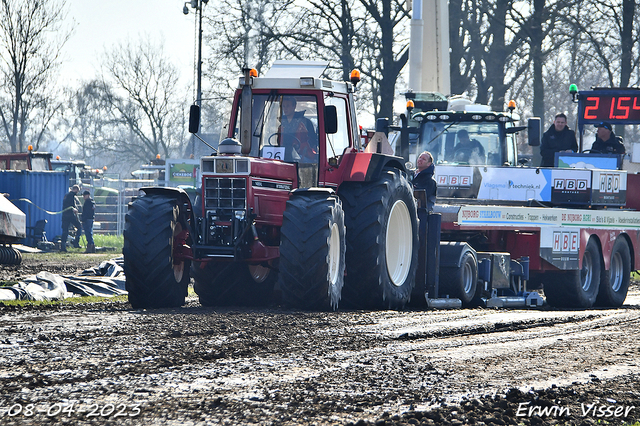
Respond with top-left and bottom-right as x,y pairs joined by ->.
204,177 -> 246,220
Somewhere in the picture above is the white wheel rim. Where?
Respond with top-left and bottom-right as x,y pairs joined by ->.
328,222 -> 341,285
173,222 -> 184,282
386,200 -> 412,287
462,259 -> 474,294
610,251 -> 623,292
248,264 -> 270,283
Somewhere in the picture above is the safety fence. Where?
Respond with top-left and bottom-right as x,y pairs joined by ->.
89,175 -> 157,235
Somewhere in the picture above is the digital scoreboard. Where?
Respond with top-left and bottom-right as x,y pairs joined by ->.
579,90 -> 640,124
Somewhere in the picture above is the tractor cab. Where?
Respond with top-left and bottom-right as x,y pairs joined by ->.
220,61 -> 358,189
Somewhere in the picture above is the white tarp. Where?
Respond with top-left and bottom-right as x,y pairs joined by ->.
0,195 -> 26,239
0,258 -> 127,301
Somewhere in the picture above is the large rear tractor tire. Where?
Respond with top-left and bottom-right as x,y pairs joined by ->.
340,169 -> 419,310
192,261 -> 277,307
278,192 -> 346,310
596,237 -> 631,307
544,237 -> 601,308
123,194 -> 191,309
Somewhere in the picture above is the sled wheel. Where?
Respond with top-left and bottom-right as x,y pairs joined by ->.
544,237 -> 601,308
440,250 -> 478,306
596,237 -> 631,307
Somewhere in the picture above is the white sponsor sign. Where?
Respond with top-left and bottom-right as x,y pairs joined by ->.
476,168 -> 548,201
434,166 -> 473,187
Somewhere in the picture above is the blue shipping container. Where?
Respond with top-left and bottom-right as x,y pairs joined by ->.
0,170 -> 70,245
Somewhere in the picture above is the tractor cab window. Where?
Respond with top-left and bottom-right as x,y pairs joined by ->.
10,159 -> 28,170
325,96 -> 350,164
418,122 -> 503,166
235,94 -> 319,164
30,157 -> 49,171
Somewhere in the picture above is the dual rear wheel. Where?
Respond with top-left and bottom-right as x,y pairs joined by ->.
544,237 -> 630,309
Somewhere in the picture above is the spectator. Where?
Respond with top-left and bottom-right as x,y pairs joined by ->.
61,185 -> 82,252
540,113 -> 578,167
81,190 -> 96,253
413,151 -> 437,212
591,122 -> 625,155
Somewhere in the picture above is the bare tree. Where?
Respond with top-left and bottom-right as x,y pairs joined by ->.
267,0 -> 365,81
356,0 -> 410,120
562,0 -> 639,88
204,0 -> 295,95
448,0 -> 529,109
0,0 -> 71,152
101,38 -> 186,164
58,80 -> 118,161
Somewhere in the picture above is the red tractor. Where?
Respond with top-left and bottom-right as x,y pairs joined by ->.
123,61 -> 419,310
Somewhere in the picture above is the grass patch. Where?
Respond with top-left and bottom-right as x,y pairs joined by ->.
21,251 -> 119,262
0,294 -> 128,307
77,234 -> 124,251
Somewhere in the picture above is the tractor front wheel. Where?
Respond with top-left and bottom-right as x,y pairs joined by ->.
123,194 -> 191,309
278,192 -> 346,311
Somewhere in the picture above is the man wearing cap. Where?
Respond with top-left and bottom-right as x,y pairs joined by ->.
61,185 -> 82,252
81,190 -> 96,253
591,122 -> 625,155
540,113 -> 578,167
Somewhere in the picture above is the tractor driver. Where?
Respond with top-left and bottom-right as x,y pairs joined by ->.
280,97 -> 318,162
452,129 -> 485,164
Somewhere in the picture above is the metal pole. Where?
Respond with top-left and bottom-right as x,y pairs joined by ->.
190,1 -> 204,157
197,1 -> 203,109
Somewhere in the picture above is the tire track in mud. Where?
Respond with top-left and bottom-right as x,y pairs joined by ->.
392,309 -> 640,341
1,293 -> 640,425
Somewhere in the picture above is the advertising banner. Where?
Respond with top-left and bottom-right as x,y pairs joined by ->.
591,170 -> 626,206
166,159 -> 200,187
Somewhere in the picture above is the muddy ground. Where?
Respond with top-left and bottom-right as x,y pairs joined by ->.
1,254 -> 639,425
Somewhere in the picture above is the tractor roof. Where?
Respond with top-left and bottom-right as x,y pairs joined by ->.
237,60 -> 353,95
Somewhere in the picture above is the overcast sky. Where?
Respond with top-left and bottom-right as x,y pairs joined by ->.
60,0 -> 197,87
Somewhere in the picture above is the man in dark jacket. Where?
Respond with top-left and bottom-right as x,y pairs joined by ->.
591,122 -> 625,154
61,185 -> 82,252
540,113 -> 578,167
413,151 -> 437,212
81,190 -> 96,253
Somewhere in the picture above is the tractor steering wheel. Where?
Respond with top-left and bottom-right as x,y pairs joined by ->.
267,132 -> 301,147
